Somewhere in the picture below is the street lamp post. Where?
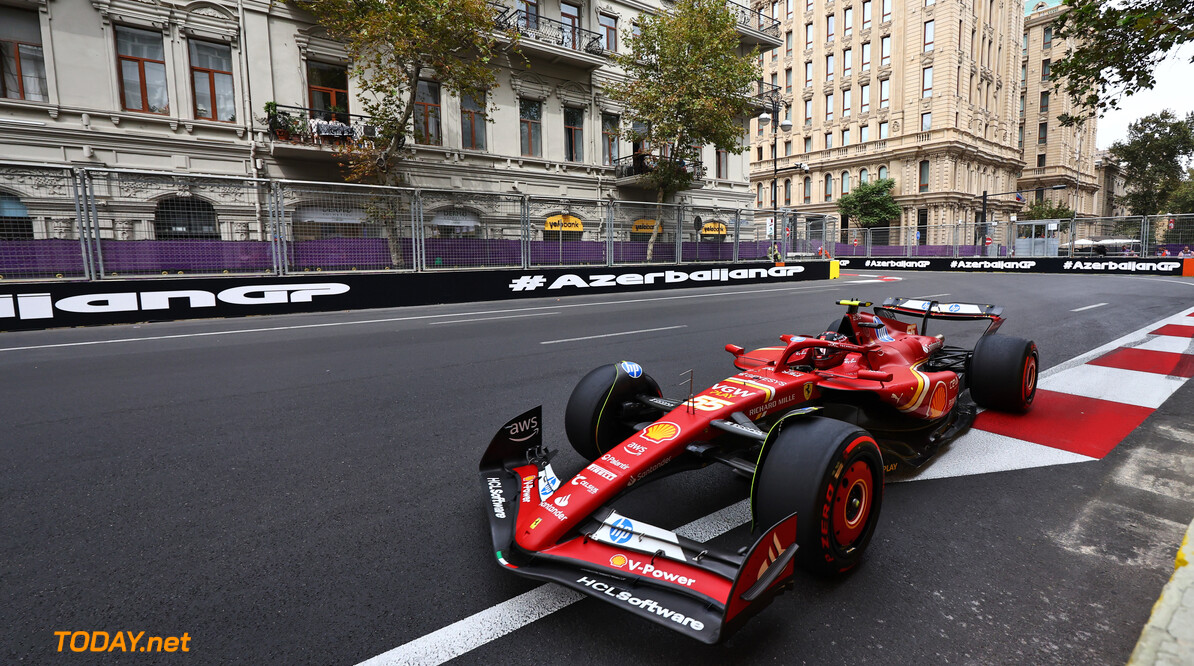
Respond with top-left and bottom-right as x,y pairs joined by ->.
758,97 -> 792,251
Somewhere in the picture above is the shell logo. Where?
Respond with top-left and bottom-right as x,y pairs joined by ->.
641,422 -> 681,443
609,554 -> 628,567
927,382 -> 949,418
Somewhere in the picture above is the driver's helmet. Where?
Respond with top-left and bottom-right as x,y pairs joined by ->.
814,331 -> 849,369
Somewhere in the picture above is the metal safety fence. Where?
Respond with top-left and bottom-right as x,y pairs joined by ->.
1,164 -> 1191,282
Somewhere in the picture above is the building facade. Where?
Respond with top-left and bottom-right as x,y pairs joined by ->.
1093,150 -> 1128,218
1015,0 -> 1097,214
748,0 -> 1101,247
0,0 -> 780,242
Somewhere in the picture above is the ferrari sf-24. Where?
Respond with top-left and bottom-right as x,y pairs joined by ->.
480,297 -> 1038,643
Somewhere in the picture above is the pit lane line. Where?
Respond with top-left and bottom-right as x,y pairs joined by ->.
1071,302 -> 1108,312
356,304 -> 1194,666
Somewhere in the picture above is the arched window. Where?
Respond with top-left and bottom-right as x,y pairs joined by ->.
784,178 -> 792,205
153,197 -> 220,240
0,192 -> 34,240
824,174 -> 834,201
841,171 -> 851,195
878,165 -> 888,180
803,176 -> 812,203
757,183 -> 763,206
918,160 -> 930,192
859,168 -> 869,184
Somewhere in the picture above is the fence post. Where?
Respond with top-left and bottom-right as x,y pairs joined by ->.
82,170 -> 106,278
1141,215 -> 1150,255
676,204 -> 685,264
520,195 -> 530,270
70,169 -> 96,281
605,200 -> 614,267
412,189 -> 424,272
732,209 -> 741,263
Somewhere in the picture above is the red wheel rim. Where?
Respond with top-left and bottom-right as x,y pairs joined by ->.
833,460 -> 873,547
1022,353 -> 1037,403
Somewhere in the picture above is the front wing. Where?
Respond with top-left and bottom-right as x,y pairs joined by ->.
480,407 -> 799,644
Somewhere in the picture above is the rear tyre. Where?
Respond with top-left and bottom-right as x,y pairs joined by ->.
564,362 -> 661,462
752,416 -> 884,575
968,335 -> 1038,413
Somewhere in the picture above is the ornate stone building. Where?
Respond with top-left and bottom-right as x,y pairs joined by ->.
0,0 -> 779,242
1015,0 -> 1098,214
749,0 -> 1101,245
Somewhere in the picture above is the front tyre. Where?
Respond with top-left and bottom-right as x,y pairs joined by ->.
564,361 -> 661,462
752,416 -> 884,575
969,335 -> 1038,413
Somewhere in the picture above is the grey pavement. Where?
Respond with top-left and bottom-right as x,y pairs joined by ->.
1131,518 -> 1194,666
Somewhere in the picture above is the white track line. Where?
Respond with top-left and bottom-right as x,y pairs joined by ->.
428,312 -> 558,325
1071,302 -> 1108,312
356,500 -> 751,666
357,303 -> 1194,666
540,325 -> 687,345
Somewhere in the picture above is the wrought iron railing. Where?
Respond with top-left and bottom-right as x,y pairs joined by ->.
265,104 -> 380,148
726,0 -> 781,37
501,10 -> 605,55
614,154 -> 708,181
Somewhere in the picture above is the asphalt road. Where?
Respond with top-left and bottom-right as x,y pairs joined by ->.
2,270 -> 1192,665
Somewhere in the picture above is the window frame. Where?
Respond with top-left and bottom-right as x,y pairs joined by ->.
116,25 -> 170,115
189,40 -> 235,122
599,14 -> 617,51
519,98 -> 543,157
461,92 -> 488,151
923,20 -> 934,52
413,79 -> 442,145
0,8 -> 47,103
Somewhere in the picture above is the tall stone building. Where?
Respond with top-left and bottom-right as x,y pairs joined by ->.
750,0 -> 1101,245
1015,0 -> 1098,214
0,0 -> 778,242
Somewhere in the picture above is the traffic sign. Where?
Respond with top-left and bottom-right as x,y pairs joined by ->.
984,236 -> 993,246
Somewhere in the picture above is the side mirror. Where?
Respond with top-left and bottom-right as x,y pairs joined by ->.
725,344 -> 744,356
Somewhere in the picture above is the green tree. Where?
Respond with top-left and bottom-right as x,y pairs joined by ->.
1053,0 -> 1194,125
603,0 -> 758,259
836,178 -> 901,227
1162,172 -> 1194,242
1019,198 -> 1076,220
292,0 -> 510,183
1109,111 -> 1194,215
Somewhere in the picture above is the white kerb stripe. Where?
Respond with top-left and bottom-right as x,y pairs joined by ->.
1136,336 -> 1194,355
889,430 -> 1097,483
1038,364 -> 1189,409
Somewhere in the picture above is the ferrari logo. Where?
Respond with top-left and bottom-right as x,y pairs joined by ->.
803,383 -> 813,400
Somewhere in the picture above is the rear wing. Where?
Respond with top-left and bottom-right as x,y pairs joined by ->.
875,297 -> 1004,335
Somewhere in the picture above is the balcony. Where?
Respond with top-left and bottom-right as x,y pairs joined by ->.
264,104 -> 381,158
727,0 -> 782,48
614,154 -> 708,190
494,9 -> 608,68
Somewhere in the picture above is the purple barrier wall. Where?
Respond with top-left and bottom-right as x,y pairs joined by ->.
0,240 -> 87,277
98,240 -> 274,274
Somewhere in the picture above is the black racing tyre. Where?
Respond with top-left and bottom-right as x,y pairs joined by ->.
752,416 -> 884,575
564,362 -> 661,462
968,335 -> 1038,413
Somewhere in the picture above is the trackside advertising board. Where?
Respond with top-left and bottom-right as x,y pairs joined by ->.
0,262 -> 829,331
835,257 -> 1194,276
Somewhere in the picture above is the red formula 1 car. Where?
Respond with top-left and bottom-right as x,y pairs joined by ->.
480,298 -> 1038,643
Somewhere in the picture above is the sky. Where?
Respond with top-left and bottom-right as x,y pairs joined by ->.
1095,43 -> 1194,150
